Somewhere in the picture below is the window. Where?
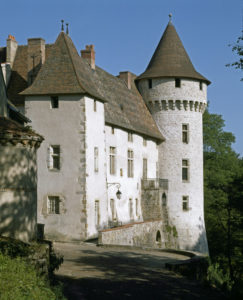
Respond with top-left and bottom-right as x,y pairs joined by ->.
143,138 -> 147,146
95,200 -> 100,226
135,198 -> 139,217
48,196 -> 60,214
182,196 -> 189,211
175,78 -> 181,88
94,100 -> 97,112
128,150 -> 134,177
129,198 -> 133,220
120,168 -> 123,177
143,158 -> 147,179
148,79 -> 152,89
110,147 -> 116,175
182,124 -> 189,143
162,193 -> 167,206
51,96 -> 59,109
128,132 -> 133,142
111,127 -> 115,134
48,145 -> 60,170
110,199 -> 116,221
94,147 -> 98,172
182,159 -> 189,181
199,81 -> 203,90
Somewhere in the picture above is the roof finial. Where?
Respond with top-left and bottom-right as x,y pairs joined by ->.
66,23 -> 69,35
169,13 -> 172,23
61,20 -> 64,31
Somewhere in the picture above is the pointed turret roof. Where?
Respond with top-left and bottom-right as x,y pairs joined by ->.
21,32 -> 106,101
136,21 -> 210,84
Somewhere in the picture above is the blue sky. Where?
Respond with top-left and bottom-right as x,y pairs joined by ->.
1,0 -> 242,155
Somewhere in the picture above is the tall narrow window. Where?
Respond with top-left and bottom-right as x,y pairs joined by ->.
51,96 -> 59,109
94,147 -> 99,172
110,147 -> 116,175
128,150 -> 134,178
111,127 -> 115,134
94,100 -> 97,112
143,158 -> 147,179
143,138 -> 147,147
48,196 -> 60,214
128,132 -> 133,142
110,199 -> 116,221
199,81 -> 203,90
48,145 -> 60,170
182,159 -> 189,181
95,200 -> 100,226
135,198 -> 139,217
182,196 -> 189,211
148,79 -> 152,89
182,124 -> 189,143
129,198 -> 133,220
175,78 -> 181,88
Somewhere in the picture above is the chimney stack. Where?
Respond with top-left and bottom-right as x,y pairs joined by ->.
118,71 -> 133,90
6,35 -> 18,66
27,38 -> 45,85
81,45 -> 95,69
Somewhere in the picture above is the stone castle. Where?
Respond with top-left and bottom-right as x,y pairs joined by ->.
0,19 -> 210,253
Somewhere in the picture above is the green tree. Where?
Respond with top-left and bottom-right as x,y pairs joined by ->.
203,109 -> 243,293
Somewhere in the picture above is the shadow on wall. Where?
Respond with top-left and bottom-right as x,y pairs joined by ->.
0,145 -> 37,242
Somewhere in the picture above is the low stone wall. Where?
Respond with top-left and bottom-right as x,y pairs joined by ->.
99,219 -> 178,249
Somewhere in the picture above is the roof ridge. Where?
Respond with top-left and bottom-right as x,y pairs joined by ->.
62,33 -> 87,95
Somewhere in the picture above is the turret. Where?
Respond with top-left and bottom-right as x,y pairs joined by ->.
136,18 -> 210,253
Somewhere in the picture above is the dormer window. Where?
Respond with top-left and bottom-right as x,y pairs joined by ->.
148,79 -> 152,89
175,78 -> 181,88
199,81 -> 203,90
51,96 -> 59,109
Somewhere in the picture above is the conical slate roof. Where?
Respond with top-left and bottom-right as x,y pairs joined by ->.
136,21 -> 210,84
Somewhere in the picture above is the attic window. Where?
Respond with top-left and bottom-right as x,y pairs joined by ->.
51,96 -> 59,109
175,78 -> 181,88
199,81 -> 203,90
148,79 -> 152,89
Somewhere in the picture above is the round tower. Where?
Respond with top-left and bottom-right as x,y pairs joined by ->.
136,19 -> 210,253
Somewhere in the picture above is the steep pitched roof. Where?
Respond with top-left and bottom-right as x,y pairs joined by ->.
137,21 -> 210,84
21,32 -> 106,102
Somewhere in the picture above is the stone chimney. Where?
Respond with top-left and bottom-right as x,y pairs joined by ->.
81,45 -> 95,69
6,35 -> 18,66
27,38 -> 45,85
118,71 -> 133,90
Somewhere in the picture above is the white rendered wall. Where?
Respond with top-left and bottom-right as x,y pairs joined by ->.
105,125 -> 158,224
25,95 -> 86,241
85,97 -> 108,238
138,78 -> 208,253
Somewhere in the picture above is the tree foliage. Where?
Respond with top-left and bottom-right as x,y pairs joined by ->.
203,109 -> 243,296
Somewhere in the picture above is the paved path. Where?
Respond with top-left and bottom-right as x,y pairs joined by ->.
54,242 -> 225,300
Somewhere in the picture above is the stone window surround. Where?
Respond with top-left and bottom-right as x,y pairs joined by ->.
182,195 -> 189,211
48,145 -> 61,171
182,123 -> 189,144
127,149 -> 134,178
182,159 -> 189,182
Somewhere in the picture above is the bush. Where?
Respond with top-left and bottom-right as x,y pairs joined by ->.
0,253 -> 56,300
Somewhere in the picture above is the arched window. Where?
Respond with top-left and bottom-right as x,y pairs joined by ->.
156,230 -> 161,243
162,193 -> 167,206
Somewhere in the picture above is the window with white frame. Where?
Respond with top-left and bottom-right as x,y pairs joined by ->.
182,124 -> 189,144
128,150 -> 134,178
94,147 -> 98,172
110,147 -> 116,175
48,196 -> 60,214
48,145 -> 60,170
110,199 -> 116,221
182,196 -> 189,211
182,159 -> 189,181
128,132 -> 133,142
129,198 -> 133,220
95,200 -> 100,226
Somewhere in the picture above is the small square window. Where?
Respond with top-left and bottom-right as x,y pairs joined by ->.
48,196 -> 60,214
182,196 -> 189,211
148,79 -> 152,89
51,96 -> 59,109
175,78 -> 181,88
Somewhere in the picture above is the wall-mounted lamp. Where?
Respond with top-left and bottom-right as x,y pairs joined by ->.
107,182 -> 122,200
